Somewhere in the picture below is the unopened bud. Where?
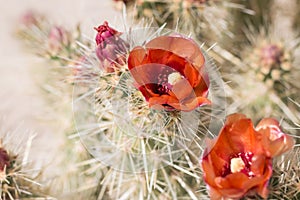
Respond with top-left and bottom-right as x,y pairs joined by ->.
94,21 -> 128,72
48,26 -> 69,55
260,44 -> 283,68
0,148 -> 10,172
20,11 -> 39,27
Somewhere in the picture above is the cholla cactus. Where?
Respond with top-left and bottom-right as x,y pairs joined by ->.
269,146 -> 300,200
224,23 -> 300,123
96,154 -> 209,199
246,40 -> 293,90
0,121 -> 50,199
71,20 -> 226,199
265,99 -> 300,199
16,10 -> 94,110
16,11 -> 101,199
16,11 -> 91,66
16,2 -> 300,199
47,138 -> 106,199
295,0 -> 300,29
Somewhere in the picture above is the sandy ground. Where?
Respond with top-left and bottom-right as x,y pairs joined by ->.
0,0 -> 119,180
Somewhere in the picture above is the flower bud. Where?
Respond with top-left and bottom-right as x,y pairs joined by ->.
20,11 -> 39,27
260,44 -> 283,68
48,26 -> 69,55
0,148 -> 10,172
94,21 -> 128,72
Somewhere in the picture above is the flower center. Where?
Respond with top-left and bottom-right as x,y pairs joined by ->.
230,157 -> 245,173
222,152 -> 254,177
157,69 -> 183,94
168,72 -> 183,85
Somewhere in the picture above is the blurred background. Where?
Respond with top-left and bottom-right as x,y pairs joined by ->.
0,0 -> 119,168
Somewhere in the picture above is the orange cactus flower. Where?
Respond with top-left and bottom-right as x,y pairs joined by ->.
201,113 -> 295,200
128,35 -> 210,111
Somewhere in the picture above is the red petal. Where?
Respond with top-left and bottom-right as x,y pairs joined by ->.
128,46 -> 146,70
207,187 -> 223,200
208,114 -> 260,161
256,118 -> 295,157
256,118 -> 280,130
202,157 -> 218,187
183,62 -> 201,86
148,95 -> 171,108
138,85 -> 160,101
148,49 -> 186,74
256,165 -> 272,198
193,74 -> 209,97
225,113 -> 247,126
129,63 -> 166,88
250,155 -> 273,198
169,78 -> 193,100
175,96 -> 211,111
229,118 -> 262,153
145,36 -> 205,69
268,135 -> 295,157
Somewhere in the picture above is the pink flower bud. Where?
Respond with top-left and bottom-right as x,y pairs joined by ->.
20,11 -> 39,27
0,148 -> 10,171
94,21 -> 128,72
260,44 -> 283,68
48,26 -> 69,54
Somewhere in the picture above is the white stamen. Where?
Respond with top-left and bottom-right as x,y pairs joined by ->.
230,157 -> 245,173
168,72 -> 182,86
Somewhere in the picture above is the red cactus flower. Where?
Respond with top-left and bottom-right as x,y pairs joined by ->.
128,35 -> 210,111
94,21 -> 128,72
201,113 -> 294,200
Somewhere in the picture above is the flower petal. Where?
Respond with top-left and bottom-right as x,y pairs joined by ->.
207,114 -> 262,162
148,95 -> 174,110
214,173 -> 250,198
207,187 -> 223,200
169,78 -> 194,100
256,118 -> 281,135
138,85 -> 160,101
249,154 -> 273,198
176,96 -> 211,111
128,46 -> 147,70
256,118 -> 295,157
183,62 -> 201,86
129,62 -> 166,89
148,49 -> 186,75
202,157 -> 218,187
268,135 -> 295,157
145,36 -> 205,69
